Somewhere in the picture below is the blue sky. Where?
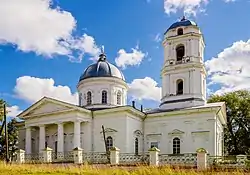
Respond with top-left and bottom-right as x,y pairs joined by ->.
1,0 -> 250,117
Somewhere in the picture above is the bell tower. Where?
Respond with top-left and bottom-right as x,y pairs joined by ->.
160,17 -> 207,110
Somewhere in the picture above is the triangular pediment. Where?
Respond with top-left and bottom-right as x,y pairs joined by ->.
27,102 -> 71,116
168,129 -> 185,135
18,97 -> 89,119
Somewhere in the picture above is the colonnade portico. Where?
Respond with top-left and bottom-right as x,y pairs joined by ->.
25,119 -> 84,155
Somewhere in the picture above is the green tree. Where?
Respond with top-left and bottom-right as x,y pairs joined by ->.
0,99 -> 4,121
208,90 -> 250,155
0,99 -> 19,160
0,118 -> 19,160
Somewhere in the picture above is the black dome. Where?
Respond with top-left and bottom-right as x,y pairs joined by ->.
79,54 -> 125,82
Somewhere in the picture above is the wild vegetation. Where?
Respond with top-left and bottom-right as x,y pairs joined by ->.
0,162 -> 248,175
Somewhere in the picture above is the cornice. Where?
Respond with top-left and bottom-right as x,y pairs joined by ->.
161,62 -> 206,75
163,32 -> 203,45
93,106 -> 145,119
147,106 -> 219,118
77,77 -> 128,89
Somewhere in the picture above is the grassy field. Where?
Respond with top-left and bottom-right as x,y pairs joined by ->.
0,162 -> 249,175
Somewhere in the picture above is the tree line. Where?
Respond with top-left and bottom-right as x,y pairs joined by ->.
208,90 -> 250,155
0,90 -> 250,156
0,100 -> 18,160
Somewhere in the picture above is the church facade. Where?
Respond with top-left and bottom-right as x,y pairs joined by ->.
16,17 -> 227,157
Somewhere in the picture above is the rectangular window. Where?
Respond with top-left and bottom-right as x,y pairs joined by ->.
150,142 -> 158,149
173,138 -> 180,154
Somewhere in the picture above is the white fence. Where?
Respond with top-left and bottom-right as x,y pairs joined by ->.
13,147 -> 250,170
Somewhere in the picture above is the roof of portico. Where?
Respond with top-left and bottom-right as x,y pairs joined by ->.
17,96 -> 91,119
17,96 -> 146,120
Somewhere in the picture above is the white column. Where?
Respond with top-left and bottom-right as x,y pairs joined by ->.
39,125 -> 46,153
25,127 -> 32,154
57,122 -> 64,153
74,120 -> 81,148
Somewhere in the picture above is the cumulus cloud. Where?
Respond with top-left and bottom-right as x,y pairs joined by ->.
14,76 -> 78,104
205,39 -> 250,95
164,0 -> 209,16
115,45 -> 147,69
128,77 -> 161,101
0,0 -> 100,61
6,105 -> 23,117
68,34 -> 101,62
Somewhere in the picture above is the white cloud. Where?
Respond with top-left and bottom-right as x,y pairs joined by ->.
205,39 -> 250,95
115,46 -> 146,69
128,77 -> 161,101
0,0 -> 100,61
164,0 -> 209,16
6,105 -> 23,118
14,76 -> 78,104
68,34 -> 101,62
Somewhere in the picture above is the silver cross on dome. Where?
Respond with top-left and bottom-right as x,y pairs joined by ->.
101,45 -> 105,54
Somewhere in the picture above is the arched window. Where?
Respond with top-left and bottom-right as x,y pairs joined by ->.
135,138 -> 139,155
87,91 -> 92,105
177,28 -> 183,35
106,136 -> 113,151
117,91 -> 121,105
173,137 -> 180,154
176,45 -> 185,61
102,90 -> 107,104
176,79 -> 183,95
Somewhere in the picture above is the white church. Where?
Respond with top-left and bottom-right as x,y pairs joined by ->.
16,17 -> 227,158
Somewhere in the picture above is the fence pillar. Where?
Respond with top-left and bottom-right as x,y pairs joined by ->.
42,147 -> 53,163
73,147 -> 83,164
236,155 -> 247,166
148,147 -> 160,166
196,148 -> 207,170
16,149 -> 25,163
110,147 -> 120,165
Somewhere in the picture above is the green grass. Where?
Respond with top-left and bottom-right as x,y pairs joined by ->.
0,162 -> 248,175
